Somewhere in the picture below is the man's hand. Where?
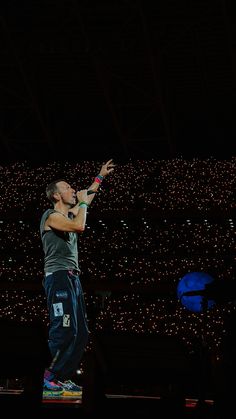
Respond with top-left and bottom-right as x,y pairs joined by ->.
99,159 -> 116,177
76,189 -> 89,204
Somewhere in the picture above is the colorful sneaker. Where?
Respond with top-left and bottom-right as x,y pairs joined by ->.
58,380 -> 82,397
43,378 -> 63,398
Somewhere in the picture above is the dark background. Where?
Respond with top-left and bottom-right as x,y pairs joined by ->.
0,0 -> 235,165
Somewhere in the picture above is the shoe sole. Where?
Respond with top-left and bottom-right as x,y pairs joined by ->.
62,390 -> 82,397
43,390 -> 64,398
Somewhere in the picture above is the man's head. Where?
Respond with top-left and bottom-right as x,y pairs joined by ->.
46,179 -> 76,206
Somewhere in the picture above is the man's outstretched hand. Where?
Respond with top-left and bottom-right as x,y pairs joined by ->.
99,159 -> 116,177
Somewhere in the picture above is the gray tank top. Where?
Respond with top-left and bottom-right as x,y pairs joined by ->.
40,209 -> 79,274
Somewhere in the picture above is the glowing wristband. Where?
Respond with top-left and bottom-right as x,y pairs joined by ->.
79,201 -> 89,208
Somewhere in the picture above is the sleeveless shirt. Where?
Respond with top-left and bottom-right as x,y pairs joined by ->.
40,209 -> 79,273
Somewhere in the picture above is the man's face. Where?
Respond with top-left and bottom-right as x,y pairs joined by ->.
56,181 -> 76,206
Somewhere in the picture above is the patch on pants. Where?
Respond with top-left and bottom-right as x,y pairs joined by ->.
55,290 -> 68,300
53,302 -> 63,317
63,314 -> 70,327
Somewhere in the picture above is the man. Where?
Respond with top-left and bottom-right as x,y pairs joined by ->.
40,159 -> 115,397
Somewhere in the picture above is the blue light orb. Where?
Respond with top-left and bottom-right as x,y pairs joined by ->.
177,271 -> 216,312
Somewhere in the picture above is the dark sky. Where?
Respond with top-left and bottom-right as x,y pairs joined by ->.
0,0 -> 236,164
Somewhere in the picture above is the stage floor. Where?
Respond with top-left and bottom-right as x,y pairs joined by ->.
0,386 -> 220,418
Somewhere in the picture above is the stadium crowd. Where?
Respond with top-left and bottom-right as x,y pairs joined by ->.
0,157 -> 235,361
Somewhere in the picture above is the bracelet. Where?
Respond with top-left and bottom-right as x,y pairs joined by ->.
79,201 -> 89,208
94,174 -> 103,184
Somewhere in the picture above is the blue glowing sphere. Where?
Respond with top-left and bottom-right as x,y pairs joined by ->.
177,271 -> 216,312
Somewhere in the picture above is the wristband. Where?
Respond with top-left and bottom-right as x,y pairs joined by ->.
94,174 -> 103,184
79,201 -> 89,208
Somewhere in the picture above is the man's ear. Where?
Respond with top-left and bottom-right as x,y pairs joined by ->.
53,192 -> 61,202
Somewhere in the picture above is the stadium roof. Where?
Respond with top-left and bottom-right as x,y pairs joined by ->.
0,0 -> 236,164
